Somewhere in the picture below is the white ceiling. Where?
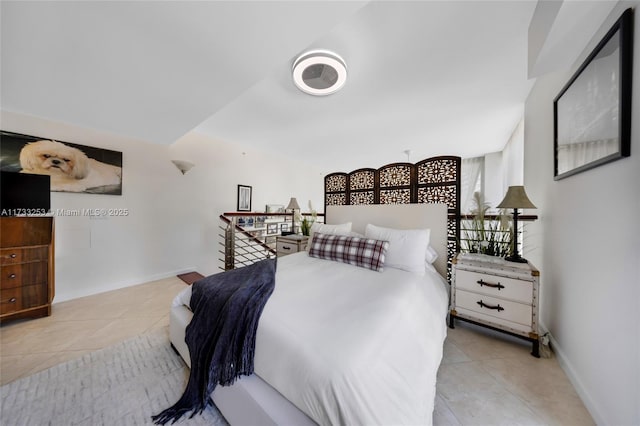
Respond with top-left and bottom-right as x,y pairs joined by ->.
0,1 -> 614,172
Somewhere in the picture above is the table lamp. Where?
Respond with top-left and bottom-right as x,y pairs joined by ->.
286,197 -> 300,235
496,186 -> 537,263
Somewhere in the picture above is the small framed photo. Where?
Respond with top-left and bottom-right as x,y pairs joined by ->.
266,204 -> 284,213
280,223 -> 290,233
267,223 -> 278,235
237,185 -> 252,211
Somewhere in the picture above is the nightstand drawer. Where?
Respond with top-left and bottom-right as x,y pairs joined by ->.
277,241 -> 300,255
456,290 -> 532,328
455,269 -> 532,304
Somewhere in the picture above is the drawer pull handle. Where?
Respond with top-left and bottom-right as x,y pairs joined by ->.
477,279 -> 504,290
282,246 -> 291,250
8,298 -> 17,303
477,300 -> 504,312
10,253 -> 17,259
9,273 -> 16,279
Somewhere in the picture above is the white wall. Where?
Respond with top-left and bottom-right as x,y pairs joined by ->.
168,131 -> 325,277
523,3 -> 640,425
1,111 -> 325,302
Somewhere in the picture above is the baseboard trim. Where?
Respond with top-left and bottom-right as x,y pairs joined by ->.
53,267 -> 198,303
544,328 -> 605,425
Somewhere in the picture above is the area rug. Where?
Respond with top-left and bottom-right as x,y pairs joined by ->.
0,328 -> 228,426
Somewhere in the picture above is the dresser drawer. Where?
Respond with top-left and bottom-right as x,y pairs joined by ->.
0,284 -> 47,315
0,246 -> 49,266
455,269 -> 532,304
456,289 -> 532,329
1,261 -> 48,289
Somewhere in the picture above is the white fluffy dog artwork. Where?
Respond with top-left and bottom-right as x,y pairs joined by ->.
19,140 -> 122,194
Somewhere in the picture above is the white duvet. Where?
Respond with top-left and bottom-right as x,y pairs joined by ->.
175,252 -> 449,425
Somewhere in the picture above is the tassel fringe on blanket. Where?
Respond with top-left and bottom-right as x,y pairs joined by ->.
152,258 -> 277,425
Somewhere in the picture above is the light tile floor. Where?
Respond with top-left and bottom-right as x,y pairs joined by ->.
0,277 -> 594,425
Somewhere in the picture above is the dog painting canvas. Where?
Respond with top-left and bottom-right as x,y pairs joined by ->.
0,131 -> 122,195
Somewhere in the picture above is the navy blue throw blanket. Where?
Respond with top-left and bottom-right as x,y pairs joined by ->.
152,258 -> 277,425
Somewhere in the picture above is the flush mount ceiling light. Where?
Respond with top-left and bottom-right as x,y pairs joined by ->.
292,49 -> 347,96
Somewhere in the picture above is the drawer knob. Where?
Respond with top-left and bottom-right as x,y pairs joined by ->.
477,300 -> 504,312
10,253 -> 17,259
8,297 -> 17,303
477,279 -> 504,290
9,273 -> 16,279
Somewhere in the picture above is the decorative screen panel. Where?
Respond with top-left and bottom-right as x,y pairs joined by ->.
350,191 -> 375,205
380,189 -> 411,204
417,158 -> 458,184
349,170 -> 375,190
326,193 -> 346,206
325,174 -> 347,192
324,156 -> 461,283
379,164 -> 412,187
417,186 -> 457,209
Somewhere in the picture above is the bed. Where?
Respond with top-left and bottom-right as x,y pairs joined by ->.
169,203 -> 451,425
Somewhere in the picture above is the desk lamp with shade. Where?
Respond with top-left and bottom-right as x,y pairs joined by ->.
496,186 -> 537,263
286,197 -> 301,235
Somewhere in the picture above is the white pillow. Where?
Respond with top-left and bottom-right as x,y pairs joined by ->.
308,222 -> 353,249
425,245 -> 438,264
364,224 -> 430,275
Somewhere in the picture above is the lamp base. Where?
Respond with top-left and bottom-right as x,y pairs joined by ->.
505,254 -> 528,264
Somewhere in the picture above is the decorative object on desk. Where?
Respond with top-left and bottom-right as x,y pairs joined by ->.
171,160 -> 194,175
461,192 -> 512,257
553,8 -> 633,180
497,186 -> 537,263
286,197 -> 300,234
280,222 -> 290,234
237,185 -> 252,211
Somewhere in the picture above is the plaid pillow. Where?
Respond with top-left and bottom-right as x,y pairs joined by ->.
308,232 -> 389,272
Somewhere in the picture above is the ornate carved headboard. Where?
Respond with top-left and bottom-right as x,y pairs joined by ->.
324,156 -> 461,281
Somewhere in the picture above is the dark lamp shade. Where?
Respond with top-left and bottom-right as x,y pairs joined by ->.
496,186 -> 537,209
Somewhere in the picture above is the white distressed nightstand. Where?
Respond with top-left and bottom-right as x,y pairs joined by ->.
276,235 -> 308,257
449,253 -> 540,357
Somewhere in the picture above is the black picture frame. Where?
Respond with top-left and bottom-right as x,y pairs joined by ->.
553,8 -> 633,180
237,185 -> 252,211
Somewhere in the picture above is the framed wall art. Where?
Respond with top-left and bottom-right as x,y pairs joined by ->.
553,8 -> 633,180
0,130 -> 123,195
237,185 -> 252,211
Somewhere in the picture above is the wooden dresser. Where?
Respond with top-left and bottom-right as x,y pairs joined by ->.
449,253 -> 540,357
0,217 -> 55,322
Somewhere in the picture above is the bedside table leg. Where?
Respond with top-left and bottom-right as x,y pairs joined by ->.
448,313 -> 455,329
531,339 -> 540,358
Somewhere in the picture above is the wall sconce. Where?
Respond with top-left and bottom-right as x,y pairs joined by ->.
172,160 -> 195,175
